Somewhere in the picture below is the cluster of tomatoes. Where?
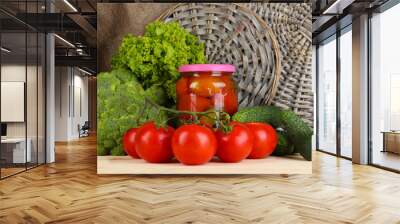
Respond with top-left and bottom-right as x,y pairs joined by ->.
123,121 -> 278,165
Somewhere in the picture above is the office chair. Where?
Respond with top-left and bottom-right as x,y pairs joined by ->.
79,121 -> 90,138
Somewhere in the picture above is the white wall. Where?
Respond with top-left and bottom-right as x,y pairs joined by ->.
1,82 -> 25,122
1,65 -> 40,137
55,66 -> 70,141
1,65 -> 25,136
72,73 -> 89,138
1,65 -> 27,140
54,67 -> 89,141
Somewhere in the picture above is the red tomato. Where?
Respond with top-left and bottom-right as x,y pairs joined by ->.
172,124 -> 217,165
245,122 -> 278,159
189,75 -> 226,97
215,123 -> 253,163
176,76 -> 189,97
123,128 -> 140,158
135,122 -> 174,163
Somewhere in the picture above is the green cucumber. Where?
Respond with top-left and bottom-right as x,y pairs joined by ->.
231,106 -> 282,127
232,106 -> 313,161
273,131 -> 295,156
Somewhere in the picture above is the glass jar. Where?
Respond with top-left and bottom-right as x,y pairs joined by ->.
177,64 -> 238,119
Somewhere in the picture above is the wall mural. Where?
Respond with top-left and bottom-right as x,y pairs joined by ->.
97,3 -> 313,175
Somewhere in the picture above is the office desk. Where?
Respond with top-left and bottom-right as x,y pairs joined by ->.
1,138 -> 32,163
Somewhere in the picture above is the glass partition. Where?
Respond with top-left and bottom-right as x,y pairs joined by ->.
0,1 -> 46,179
27,31 -> 38,169
317,36 -> 337,154
1,31 -> 28,177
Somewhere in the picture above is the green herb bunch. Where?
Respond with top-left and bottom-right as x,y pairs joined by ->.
111,21 -> 207,102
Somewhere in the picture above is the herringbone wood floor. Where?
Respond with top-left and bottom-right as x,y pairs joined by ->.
1,136 -> 400,224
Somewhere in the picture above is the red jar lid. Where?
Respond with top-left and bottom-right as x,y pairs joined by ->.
178,64 -> 235,73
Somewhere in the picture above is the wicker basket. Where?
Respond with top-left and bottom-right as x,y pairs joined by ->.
158,3 -> 281,107
245,3 -> 313,126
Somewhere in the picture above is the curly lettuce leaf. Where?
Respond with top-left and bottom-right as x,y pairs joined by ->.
111,21 -> 206,101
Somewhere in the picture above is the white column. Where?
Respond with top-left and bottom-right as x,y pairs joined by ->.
352,14 -> 369,164
46,32 -> 55,163
45,0 -> 56,163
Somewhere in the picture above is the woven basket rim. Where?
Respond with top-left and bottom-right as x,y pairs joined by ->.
157,3 -> 282,105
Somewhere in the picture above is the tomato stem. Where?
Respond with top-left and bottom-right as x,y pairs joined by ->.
145,97 -> 228,117
144,97 -> 232,130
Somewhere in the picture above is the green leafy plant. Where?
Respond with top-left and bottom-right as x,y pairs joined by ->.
111,21 -> 207,101
97,68 -> 168,156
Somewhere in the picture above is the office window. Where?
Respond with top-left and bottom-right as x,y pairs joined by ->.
371,3 -> 400,171
317,36 -> 337,154
340,28 -> 352,158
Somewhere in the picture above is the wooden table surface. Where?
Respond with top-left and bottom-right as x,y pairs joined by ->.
97,155 -> 312,175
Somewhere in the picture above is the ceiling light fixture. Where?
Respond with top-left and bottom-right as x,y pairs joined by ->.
54,34 -> 75,48
1,47 -> 11,53
78,67 -> 93,76
322,0 -> 354,15
63,0 -> 78,12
